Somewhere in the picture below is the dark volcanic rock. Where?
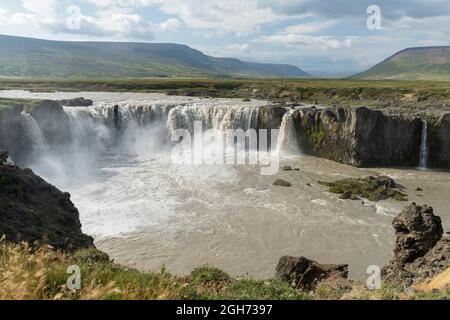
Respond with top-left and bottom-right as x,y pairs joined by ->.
0,162 -> 94,250
28,100 -> 72,146
0,150 -> 7,163
292,106 -> 424,167
58,97 -> 93,107
276,256 -> 348,290
273,179 -> 292,187
383,203 -> 449,283
0,105 -> 31,164
428,113 -> 450,168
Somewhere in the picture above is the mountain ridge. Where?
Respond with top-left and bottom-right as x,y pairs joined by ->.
0,34 -> 309,79
352,46 -> 450,80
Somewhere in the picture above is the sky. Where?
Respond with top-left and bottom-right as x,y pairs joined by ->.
1,0 -> 450,76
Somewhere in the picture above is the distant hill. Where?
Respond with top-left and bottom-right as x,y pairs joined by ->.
352,47 -> 450,80
0,35 -> 309,79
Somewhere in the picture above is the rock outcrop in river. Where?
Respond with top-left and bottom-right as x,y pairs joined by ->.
0,152 -> 94,250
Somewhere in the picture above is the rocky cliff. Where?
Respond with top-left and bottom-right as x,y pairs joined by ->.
382,203 -> 449,283
0,100 -> 71,165
428,113 -> 450,168
292,106 -> 429,167
0,152 -> 93,250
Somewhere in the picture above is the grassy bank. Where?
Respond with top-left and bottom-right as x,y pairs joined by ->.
1,78 -> 449,114
0,241 -> 448,300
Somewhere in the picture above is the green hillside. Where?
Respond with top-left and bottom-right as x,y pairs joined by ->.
353,47 -> 450,81
0,35 -> 309,79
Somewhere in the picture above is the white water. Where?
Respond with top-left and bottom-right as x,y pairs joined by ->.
20,112 -> 49,156
277,109 -> 301,155
1,91 -> 449,279
419,120 -> 429,169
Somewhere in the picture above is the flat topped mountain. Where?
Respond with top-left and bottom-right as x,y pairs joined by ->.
353,47 -> 450,80
0,34 -> 309,79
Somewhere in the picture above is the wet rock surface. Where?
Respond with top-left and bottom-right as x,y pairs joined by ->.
383,203 -> 449,283
276,256 -> 349,290
0,150 -> 7,163
273,179 -> 292,187
58,97 -> 93,107
318,175 -> 408,202
0,160 -> 94,250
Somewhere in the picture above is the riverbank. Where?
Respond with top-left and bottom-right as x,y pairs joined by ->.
1,78 -> 450,114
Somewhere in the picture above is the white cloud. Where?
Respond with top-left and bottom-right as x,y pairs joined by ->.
225,43 -> 250,54
259,34 -> 353,50
284,20 -> 336,34
86,0 -> 285,35
59,11 -> 155,40
22,0 -> 56,17
154,18 -> 182,32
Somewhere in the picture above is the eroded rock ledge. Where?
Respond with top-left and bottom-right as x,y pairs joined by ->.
291,106 -> 426,167
0,155 -> 93,250
382,203 -> 450,284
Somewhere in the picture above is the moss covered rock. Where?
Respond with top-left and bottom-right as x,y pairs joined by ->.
318,175 -> 408,202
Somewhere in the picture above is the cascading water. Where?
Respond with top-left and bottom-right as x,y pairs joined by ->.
419,120 -> 429,169
20,112 -> 49,155
277,109 -> 301,155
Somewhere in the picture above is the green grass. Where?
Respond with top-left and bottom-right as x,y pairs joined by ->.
1,242 -> 448,300
354,47 -> 450,81
0,78 -> 449,116
0,98 -> 41,111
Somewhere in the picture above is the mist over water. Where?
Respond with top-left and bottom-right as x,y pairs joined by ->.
1,91 -> 449,279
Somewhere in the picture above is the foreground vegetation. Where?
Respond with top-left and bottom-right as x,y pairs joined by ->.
0,241 -> 448,300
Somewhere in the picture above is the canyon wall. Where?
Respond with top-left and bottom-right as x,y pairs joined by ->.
292,106 -> 426,167
428,113 -> 450,168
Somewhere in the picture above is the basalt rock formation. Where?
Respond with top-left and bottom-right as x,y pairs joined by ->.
0,150 -> 7,163
28,100 -> 72,146
428,113 -> 450,168
58,97 -> 93,107
292,106 -> 424,167
382,203 -> 450,283
0,159 -> 94,250
276,255 -> 349,290
0,100 -> 71,164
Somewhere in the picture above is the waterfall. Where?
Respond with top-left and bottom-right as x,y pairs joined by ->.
277,109 -> 300,155
419,120 -> 429,169
166,104 -> 260,133
20,112 -> 49,155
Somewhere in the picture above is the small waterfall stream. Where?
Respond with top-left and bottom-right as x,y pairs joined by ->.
20,112 -> 50,155
277,109 -> 300,155
419,120 -> 429,169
